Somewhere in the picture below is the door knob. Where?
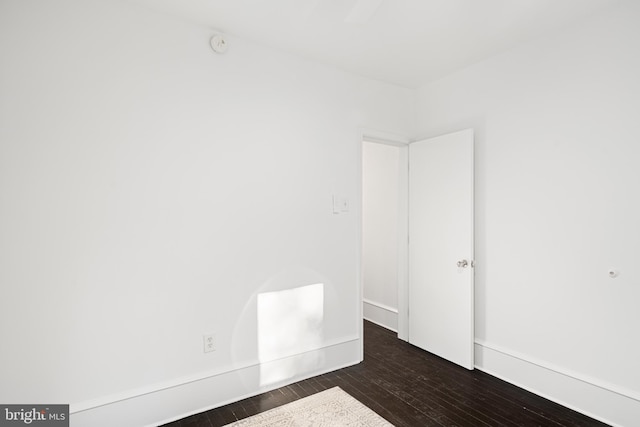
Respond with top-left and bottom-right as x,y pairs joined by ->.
457,259 -> 469,268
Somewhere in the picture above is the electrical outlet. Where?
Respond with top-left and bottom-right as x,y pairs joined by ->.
203,333 -> 215,353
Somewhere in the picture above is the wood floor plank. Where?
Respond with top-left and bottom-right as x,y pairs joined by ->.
163,321 -> 610,427
365,354 -> 528,426
204,409 -> 229,427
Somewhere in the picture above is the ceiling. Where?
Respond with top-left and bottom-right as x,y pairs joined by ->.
129,0 -> 621,88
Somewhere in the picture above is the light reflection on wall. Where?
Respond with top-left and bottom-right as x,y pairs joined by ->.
257,283 -> 324,386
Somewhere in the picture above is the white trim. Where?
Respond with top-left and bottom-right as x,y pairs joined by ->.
396,145 -> 409,341
363,299 -> 398,332
356,129 -> 365,363
362,298 -> 398,314
475,340 -> 640,427
70,338 -> 360,427
475,339 -> 640,403
360,128 -> 410,146
71,335 -> 359,414
154,357 -> 360,427
468,130 -> 475,368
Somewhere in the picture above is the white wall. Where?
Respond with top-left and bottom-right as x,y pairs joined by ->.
416,2 -> 640,426
362,142 -> 401,331
0,1 -> 414,425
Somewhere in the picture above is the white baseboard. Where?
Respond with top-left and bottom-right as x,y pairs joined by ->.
363,299 -> 398,332
70,337 -> 360,427
475,340 -> 640,427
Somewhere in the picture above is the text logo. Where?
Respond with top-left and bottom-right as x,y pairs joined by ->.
0,405 -> 68,427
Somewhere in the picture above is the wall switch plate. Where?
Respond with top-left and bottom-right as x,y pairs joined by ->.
332,195 -> 341,214
203,334 -> 215,353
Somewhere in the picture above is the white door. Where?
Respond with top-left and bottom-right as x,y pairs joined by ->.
408,129 -> 474,370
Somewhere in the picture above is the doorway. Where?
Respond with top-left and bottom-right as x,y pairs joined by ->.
361,135 -> 409,341
361,129 -> 475,369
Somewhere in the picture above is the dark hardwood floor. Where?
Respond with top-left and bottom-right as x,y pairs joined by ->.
163,321 -> 610,426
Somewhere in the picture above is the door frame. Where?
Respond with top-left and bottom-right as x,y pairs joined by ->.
359,128 -> 410,342
359,128 -> 475,349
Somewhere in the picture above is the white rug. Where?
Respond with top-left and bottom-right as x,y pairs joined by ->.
223,386 -> 393,426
